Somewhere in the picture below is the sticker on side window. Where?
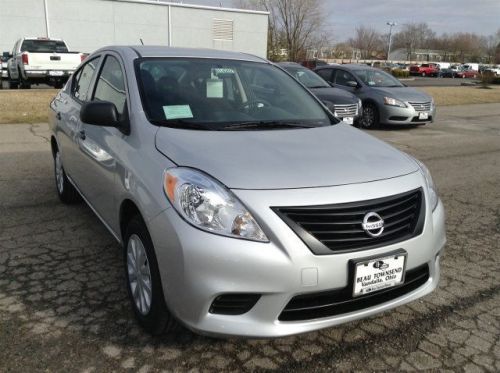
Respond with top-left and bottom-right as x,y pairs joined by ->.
163,105 -> 193,120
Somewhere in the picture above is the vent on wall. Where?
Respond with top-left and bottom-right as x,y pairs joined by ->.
213,19 -> 234,41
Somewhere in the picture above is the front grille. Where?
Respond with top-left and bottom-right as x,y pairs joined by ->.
409,101 -> 432,112
279,263 -> 429,321
209,293 -> 261,315
333,103 -> 358,117
273,188 -> 425,255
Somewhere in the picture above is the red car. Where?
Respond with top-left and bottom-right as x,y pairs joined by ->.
409,63 -> 440,77
456,69 -> 478,79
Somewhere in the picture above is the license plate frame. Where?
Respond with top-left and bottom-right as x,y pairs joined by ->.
49,70 -> 64,76
342,117 -> 354,125
418,112 -> 429,120
350,249 -> 407,298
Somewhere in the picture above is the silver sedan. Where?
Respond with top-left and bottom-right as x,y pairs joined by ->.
49,46 -> 445,338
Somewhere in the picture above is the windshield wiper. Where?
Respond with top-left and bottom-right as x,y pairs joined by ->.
308,85 -> 330,89
219,120 -> 325,131
150,119 -> 215,130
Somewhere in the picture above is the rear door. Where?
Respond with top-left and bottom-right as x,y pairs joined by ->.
56,56 -> 102,182
75,53 -> 128,229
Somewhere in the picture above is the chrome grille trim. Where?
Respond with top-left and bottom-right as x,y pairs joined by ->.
333,104 -> 358,117
409,101 -> 432,112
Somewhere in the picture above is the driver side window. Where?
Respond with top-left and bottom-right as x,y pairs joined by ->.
334,70 -> 356,86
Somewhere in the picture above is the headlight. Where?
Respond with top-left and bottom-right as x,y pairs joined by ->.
384,97 -> 407,108
414,159 -> 439,211
358,99 -> 362,109
163,168 -> 268,242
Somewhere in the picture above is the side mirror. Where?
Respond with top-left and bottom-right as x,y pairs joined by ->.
328,81 -> 335,87
80,101 -> 119,127
346,81 -> 359,88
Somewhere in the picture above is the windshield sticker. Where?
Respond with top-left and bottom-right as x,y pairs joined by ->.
212,67 -> 235,76
163,105 -> 193,120
206,79 -> 224,98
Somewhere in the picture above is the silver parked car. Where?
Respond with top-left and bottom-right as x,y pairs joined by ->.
315,64 -> 436,129
49,46 -> 446,338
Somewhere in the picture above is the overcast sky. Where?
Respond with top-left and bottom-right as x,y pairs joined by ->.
181,0 -> 500,40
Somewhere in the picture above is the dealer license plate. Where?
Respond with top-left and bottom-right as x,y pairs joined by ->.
49,70 -> 64,76
342,117 -> 354,125
418,112 -> 429,120
353,252 -> 406,297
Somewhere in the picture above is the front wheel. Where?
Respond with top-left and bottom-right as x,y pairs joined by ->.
359,103 -> 379,129
124,216 -> 177,335
54,150 -> 81,204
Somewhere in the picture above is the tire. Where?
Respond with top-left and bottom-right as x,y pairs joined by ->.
7,72 -> 19,89
124,216 -> 177,335
19,69 -> 31,89
360,103 -> 379,129
54,150 -> 81,204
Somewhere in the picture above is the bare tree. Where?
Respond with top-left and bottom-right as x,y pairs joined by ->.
393,23 -> 435,60
238,0 -> 329,61
348,26 -> 383,59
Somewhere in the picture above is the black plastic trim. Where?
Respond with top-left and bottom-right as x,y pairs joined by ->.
273,188 -> 425,255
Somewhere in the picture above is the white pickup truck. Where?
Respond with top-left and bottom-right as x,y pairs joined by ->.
6,37 -> 84,89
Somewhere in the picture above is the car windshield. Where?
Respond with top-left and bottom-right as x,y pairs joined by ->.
281,66 -> 330,88
353,69 -> 404,87
20,40 -> 69,53
136,58 -> 335,130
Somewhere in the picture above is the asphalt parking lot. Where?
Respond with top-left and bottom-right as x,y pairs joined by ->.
1,103 -> 499,372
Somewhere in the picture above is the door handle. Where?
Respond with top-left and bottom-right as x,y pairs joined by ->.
56,112 -> 62,120
79,130 -> 86,140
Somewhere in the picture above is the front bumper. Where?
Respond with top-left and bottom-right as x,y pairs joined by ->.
147,172 -> 446,338
379,103 -> 436,125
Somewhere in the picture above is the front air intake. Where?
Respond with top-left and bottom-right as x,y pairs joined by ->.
209,293 -> 261,315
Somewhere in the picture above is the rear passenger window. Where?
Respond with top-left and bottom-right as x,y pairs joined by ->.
73,57 -> 100,101
93,55 -> 126,116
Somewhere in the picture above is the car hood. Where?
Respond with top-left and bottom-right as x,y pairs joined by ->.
371,87 -> 432,102
155,123 -> 418,190
309,87 -> 358,105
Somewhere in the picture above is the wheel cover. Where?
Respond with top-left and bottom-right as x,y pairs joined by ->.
127,234 -> 153,315
362,106 -> 376,127
55,153 -> 64,193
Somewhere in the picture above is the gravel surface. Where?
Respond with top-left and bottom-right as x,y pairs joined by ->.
1,104 -> 499,372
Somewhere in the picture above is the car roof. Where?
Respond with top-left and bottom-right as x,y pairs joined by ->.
95,46 -> 268,63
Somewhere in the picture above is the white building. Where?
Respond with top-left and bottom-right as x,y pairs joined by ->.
0,0 -> 269,57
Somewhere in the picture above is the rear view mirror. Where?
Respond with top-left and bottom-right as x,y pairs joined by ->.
81,101 -> 119,127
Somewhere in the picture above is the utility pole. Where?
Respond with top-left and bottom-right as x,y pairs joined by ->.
386,21 -> 397,61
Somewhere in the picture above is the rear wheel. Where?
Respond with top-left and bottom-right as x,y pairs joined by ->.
124,216 -> 177,335
360,103 -> 379,129
19,70 -> 31,89
8,72 -> 19,89
54,150 -> 81,204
